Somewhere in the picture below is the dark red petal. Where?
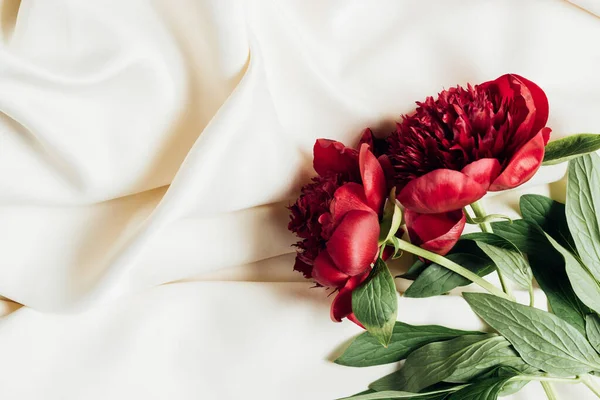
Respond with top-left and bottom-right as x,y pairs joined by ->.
405,209 -> 466,256
327,210 -> 380,276
331,271 -> 370,322
483,74 -> 536,142
313,139 -> 358,176
330,182 -> 374,222
331,290 -> 352,322
461,158 -> 502,188
381,245 -> 395,261
511,74 -> 549,134
346,313 -> 365,329
542,127 -> 551,145
359,143 -> 387,214
358,128 -> 374,149
312,250 -> 349,288
397,169 -> 487,214
378,155 -> 395,191
489,127 -> 550,191
293,256 -> 313,279
481,74 -> 514,97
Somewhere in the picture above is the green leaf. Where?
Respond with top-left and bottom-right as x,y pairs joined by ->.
399,241 -> 488,281
520,194 -> 576,251
586,315 -> 600,353
566,154 -> 600,281
389,236 -> 403,260
463,293 -> 600,376
400,258 -> 429,281
516,197 -> 591,334
338,386 -> 464,400
542,133 -> 600,166
543,231 -> 600,316
379,192 -> 403,245
460,233 -> 532,290
353,259 -> 398,347
528,242 -> 590,335
465,213 -> 513,225
370,335 -> 521,392
335,321 -> 484,367
447,375 -> 515,400
490,219 -> 543,254
404,254 -> 494,298
477,365 -> 535,397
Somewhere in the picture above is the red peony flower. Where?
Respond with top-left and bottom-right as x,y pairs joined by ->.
386,74 -> 550,254
389,73 -> 551,214
288,132 -> 388,323
404,209 -> 466,255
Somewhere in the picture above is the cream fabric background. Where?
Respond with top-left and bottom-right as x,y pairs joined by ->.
0,0 -> 599,398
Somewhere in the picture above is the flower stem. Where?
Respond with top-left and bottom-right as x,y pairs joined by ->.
395,238 -> 513,301
529,284 -> 535,307
470,200 -> 514,298
511,375 -> 580,384
582,374 -> 600,398
541,382 -> 560,400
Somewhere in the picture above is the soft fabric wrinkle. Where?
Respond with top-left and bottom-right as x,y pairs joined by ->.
0,1 -> 599,397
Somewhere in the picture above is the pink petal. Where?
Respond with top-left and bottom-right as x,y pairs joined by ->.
327,210 -> 380,276
330,183 -> 374,222
461,158 -> 502,188
312,250 -> 349,288
489,127 -> 550,191
405,209 -> 466,256
397,169 -> 487,214
313,139 -> 358,176
359,143 -> 387,214
331,271 -> 370,322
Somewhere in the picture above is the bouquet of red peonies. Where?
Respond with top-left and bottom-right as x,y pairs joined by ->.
289,74 -> 600,399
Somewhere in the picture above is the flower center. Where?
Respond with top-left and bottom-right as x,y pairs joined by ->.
388,84 -> 525,188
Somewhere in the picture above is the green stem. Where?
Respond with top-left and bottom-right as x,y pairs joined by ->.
511,375 -> 580,384
470,201 -> 494,233
541,382 -> 559,400
582,374 -> 600,398
529,284 -> 535,307
470,200 -> 514,298
395,239 -> 513,301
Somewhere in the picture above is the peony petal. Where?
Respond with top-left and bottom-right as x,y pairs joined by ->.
378,155 -> 395,191
358,128 -> 390,157
542,127 -> 551,145
312,250 -> 349,288
330,182 -> 374,222
397,169 -> 487,214
358,128 -> 374,149
461,158 -> 502,188
405,209 -> 466,255
327,210 -> 380,276
331,271 -> 370,322
512,74 -> 549,134
489,128 -> 550,191
481,74 -> 547,144
359,143 -> 387,214
331,290 -> 352,322
293,256 -> 313,279
346,313 -> 365,329
313,139 -> 358,176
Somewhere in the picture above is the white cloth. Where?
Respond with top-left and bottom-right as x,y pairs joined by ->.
0,0 -> 599,398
